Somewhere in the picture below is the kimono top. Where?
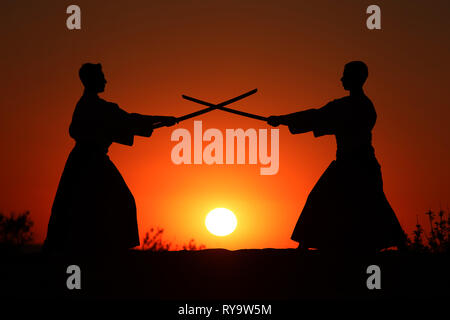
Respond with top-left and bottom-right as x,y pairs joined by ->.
287,94 -> 377,160
69,93 -> 155,152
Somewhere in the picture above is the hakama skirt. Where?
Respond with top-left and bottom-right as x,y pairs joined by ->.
44,144 -> 139,253
291,154 -> 405,251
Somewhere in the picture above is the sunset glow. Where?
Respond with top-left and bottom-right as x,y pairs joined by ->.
0,1 -> 448,251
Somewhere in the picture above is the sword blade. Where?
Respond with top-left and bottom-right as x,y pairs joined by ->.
152,89 -> 258,129
178,88 -> 258,122
182,89 -> 267,122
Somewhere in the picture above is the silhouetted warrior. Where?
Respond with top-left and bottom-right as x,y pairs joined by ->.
43,63 -> 177,254
268,61 -> 406,252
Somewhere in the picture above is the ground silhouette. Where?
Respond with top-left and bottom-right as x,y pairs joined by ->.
0,248 -> 448,300
0,211 -> 448,300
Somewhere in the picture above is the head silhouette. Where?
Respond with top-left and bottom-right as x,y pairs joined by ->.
340,61 -> 368,91
79,63 -> 107,93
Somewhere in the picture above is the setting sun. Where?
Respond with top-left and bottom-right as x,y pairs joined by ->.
205,208 -> 238,236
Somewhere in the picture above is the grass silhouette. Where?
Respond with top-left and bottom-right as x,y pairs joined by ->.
0,209 -> 447,253
0,210 -> 448,299
140,227 -> 205,251
407,209 -> 449,253
0,211 -> 33,248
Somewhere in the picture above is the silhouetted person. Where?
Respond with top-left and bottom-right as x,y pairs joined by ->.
268,61 -> 406,253
43,63 -> 177,254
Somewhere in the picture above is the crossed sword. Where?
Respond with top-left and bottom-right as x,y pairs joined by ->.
152,89 -> 266,128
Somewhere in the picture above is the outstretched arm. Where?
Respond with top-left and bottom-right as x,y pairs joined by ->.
128,114 -> 178,137
103,102 -> 180,146
267,109 -> 319,134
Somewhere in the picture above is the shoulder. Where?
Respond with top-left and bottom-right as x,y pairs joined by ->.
96,98 -> 125,117
325,96 -> 349,107
98,98 -> 119,109
357,94 -> 373,105
76,95 -> 112,109
355,95 -> 375,114
334,96 -> 350,103
319,96 -> 348,112
340,95 -> 375,110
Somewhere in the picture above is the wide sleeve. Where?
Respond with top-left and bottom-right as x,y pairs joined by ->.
311,99 -> 342,137
286,99 -> 342,137
109,104 -> 155,146
285,109 -> 320,135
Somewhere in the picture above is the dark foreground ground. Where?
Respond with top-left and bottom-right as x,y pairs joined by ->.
0,247 -> 448,300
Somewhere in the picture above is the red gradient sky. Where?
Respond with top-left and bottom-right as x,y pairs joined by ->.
1,1 -> 449,249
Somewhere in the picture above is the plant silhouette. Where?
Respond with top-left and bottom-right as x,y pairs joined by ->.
141,227 -> 205,251
0,211 -> 33,247
407,209 -> 449,253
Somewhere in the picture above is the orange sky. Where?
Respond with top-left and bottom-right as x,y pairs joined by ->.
0,0 -> 449,249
